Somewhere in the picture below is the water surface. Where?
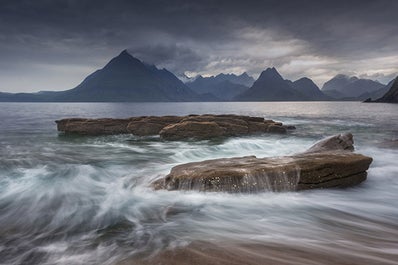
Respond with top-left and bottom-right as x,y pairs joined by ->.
0,102 -> 397,265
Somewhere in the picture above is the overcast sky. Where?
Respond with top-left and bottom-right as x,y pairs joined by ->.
1,0 -> 397,92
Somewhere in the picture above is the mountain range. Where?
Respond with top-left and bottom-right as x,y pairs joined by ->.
0,50 -> 202,102
0,50 -> 396,103
60,50 -> 201,102
321,74 -> 385,99
236,68 -> 329,101
361,78 -> 396,101
186,73 -> 254,100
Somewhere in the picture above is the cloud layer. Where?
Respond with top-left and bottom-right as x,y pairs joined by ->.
0,0 -> 397,92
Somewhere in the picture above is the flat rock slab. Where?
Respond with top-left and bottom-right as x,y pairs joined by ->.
55,114 -> 294,140
153,133 -> 373,192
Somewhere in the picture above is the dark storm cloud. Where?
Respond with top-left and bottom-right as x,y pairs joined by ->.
128,43 -> 206,74
0,0 -> 397,91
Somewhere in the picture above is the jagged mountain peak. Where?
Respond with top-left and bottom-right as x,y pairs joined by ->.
235,67 -> 308,101
57,50 -> 200,101
114,49 -> 140,62
119,49 -> 131,56
240,72 -> 249,77
295,77 -> 313,83
258,67 -> 283,81
103,49 -> 145,71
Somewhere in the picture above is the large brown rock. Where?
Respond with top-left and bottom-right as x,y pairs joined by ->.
152,133 -> 373,192
55,118 -> 131,135
126,116 -> 183,136
56,114 -> 291,139
267,124 -> 287,134
159,114 -> 253,139
159,121 -> 226,140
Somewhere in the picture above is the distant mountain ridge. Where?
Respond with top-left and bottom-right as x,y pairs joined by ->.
0,50 -> 201,102
234,67 -> 328,101
322,74 -> 384,99
200,72 -> 255,87
374,77 -> 398,103
186,73 -> 254,100
291,77 -> 330,101
0,50 -> 394,102
54,50 -> 201,102
359,78 -> 395,101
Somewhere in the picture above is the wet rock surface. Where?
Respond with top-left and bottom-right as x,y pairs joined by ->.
153,133 -> 373,192
55,114 -> 292,139
304,133 -> 355,153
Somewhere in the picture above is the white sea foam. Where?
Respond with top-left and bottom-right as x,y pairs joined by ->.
0,102 -> 397,264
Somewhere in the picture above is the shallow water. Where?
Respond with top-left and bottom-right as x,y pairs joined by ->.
0,102 -> 397,265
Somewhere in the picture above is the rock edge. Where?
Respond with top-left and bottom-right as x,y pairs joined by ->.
56,114 -> 294,140
153,133 -> 373,192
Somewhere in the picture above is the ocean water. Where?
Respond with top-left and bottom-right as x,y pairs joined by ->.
0,102 -> 397,265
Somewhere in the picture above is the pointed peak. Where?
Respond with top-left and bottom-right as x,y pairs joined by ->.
295,77 -> 312,83
215,73 -> 238,78
103,49 -> 145,70
267,67 -> 279,73
215,73 -> 227,78
258,67 -> 283,81
111,49 -> 140,62
240,72 -> 249,77
115,49 -> 141,62
119,49 -> 131,56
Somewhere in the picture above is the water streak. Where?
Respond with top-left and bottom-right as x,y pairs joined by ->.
0,102 -> 397,264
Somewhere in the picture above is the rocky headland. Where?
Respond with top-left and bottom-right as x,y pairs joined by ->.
153,133 -> 372,192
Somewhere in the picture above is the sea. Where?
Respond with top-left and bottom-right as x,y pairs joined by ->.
0,102 -> 397,265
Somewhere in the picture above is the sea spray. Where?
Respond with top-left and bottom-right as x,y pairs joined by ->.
0,102 -> 397,265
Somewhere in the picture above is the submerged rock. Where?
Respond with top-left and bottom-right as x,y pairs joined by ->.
55,114 -> 292,139
152,133 -> 372,192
